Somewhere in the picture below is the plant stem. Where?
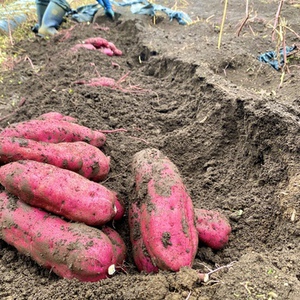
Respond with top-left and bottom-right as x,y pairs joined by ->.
218,0 -> 228,49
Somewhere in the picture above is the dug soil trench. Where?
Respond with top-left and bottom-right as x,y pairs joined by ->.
0,0 -> 300,299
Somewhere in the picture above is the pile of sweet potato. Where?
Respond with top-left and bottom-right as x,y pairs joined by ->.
0,112 -> 231,282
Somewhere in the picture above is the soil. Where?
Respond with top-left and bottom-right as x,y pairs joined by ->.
0,0 -> 300,299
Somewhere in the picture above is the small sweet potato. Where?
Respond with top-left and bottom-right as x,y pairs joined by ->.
107,42 -> 122,56
84,37 -> 110,48
0,119 -> 106,148
128,201 -> 159,273
0,137 -> 110,181
194,208 -> 231,250
132,148 -> 198,272
70,43 -> 97,52
101,226 -> 127,268
0,160 -> 117,226
0,191 -> 116,282
98,47 -> 114,56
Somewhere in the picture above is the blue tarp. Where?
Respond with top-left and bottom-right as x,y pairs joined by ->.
258,45 -> 297,70
69,0 -> 192,25
111,0 -> 192,25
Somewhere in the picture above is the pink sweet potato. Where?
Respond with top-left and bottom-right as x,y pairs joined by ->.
98,47 -> 114,56
0,160 -> 117,226
37,112 -> 78,123
70,43 -> 97,52
0,137 -> 110,181
83,37 -> 110,48
132,148 -> 198,272
101,226 -> 127,268
128,201 -> 159,273
194,208 -> 231,250
0,119 -> 106,148
0,191 -> 117,282
107,42 -> 122,56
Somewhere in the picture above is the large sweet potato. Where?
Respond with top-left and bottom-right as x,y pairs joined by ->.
194,208 -> 231,250
0,160 -> 117,226
0,119 -> 106,148
131,148 -> 198,271
0,137 -> 110,181
128,201 -> 159,273
0,191 -> 116,282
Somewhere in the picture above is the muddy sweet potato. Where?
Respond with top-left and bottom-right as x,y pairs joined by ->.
128,201 -> 159,273
70,43 -> 97,52
132,148 -> 198,272
194,208 -> 231,250
83,37 -> 122,56
0,160 -> 117,226
83,37 -> 110,48
0,191 -> 117,282
0,119 -> 106,148
101,226 -> 127,268
0,137 -> 110,181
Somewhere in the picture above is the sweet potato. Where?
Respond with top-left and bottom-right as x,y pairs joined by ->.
132,148 -> 198,271
37,112 -> 78,123
70,43 -> 97,52
84,37 -> 110,48
83,37 -> 122,56
107,42 -> 122,56
99,47 -> 114,56
194,208 -> 231,250
101,226 -> 127,268
75,76 -> 116,87
0,160 -> 117,226
0,191 -> 116,282
128,201 -> 159,273
0,119 -> 106,148
0,137 -> 110,181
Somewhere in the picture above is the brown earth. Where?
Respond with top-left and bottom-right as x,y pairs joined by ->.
0,0 -> 300,299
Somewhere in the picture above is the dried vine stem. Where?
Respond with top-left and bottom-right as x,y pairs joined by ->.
218,0 -> 228,49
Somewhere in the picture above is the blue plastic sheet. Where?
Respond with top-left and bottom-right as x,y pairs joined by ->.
111,0 -> 192,25
67,4 -> 100,23
258,45 -> 297,70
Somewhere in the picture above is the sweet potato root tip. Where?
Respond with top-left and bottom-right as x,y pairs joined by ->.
0,160 -> 117,226
0,191 -> 117,282
113,196 -> 125,221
